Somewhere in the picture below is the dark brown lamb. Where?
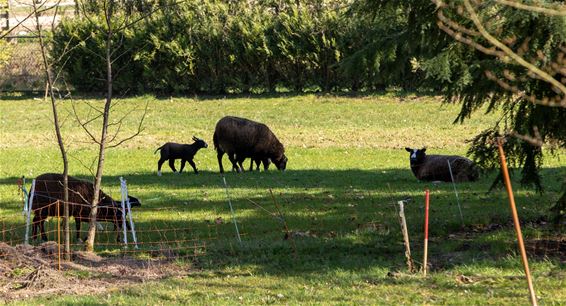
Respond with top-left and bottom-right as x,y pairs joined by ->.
213,116 -> 287,173
405,148 -> 479,182
154,136 -> 208,176
30,173 -> 140,242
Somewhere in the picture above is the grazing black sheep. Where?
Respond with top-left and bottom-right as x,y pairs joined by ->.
405,147 -> 479,182
154,136 -> 208,176
213,116 -> 287,173
30,173 -> 141,242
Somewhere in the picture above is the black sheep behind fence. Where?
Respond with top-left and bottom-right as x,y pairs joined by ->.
0,177 -> 215,263
3,173 -> 564,269
0,201 -> 212,261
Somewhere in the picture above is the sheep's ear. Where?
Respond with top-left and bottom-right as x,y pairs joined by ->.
405,147 -> 412,152
421,147 -> 427,153
192,136 -> 198,141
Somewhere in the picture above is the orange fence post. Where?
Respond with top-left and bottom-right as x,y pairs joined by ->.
497,138 -> 537,306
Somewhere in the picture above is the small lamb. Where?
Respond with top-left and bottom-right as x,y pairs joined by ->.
155,136 -> 208,176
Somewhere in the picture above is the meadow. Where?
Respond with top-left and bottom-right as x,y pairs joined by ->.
0,93 -> 564,304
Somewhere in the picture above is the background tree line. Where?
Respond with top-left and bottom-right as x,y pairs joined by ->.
51,0 -> 434,94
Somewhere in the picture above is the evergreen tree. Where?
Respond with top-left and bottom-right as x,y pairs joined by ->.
354,0 -> 566,221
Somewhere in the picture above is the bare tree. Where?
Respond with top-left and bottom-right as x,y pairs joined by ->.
73,0 -> 151,252
28,0 -> 71,259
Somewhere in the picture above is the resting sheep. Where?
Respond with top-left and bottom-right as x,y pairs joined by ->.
405,147 -> 479,182
155,136 -> 208,176
30,173 -> 141,242
213,116 -> 287,173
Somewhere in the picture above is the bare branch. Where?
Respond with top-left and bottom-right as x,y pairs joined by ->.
71,101 -> 100,144
495,0 -> 566,16
107,101 -> 149,149
462,0 -> 566,105
68,153 -> 97,177
510,126 -> 543,147
484,70 -> 566,107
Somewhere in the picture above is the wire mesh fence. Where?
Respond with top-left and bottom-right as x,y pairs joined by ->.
0,0 -> 74,92
1,172 -> 564,274
0,37 -> 44,92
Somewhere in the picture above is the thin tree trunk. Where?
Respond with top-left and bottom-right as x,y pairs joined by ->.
85,2 -> 113,252
32,0 -> 71,261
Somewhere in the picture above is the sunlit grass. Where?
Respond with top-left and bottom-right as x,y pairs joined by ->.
0,93 -> 564,304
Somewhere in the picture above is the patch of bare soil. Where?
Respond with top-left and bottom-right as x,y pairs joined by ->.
0,242 -> 193,302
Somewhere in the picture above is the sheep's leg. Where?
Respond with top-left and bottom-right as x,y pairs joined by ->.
32,214 -> 39,240
217,150 -> 225,173
76,218 -> 82,241
40,219 -> 47,241
179,159 -> 186,173
228,153 -> 241,173
188,159 -> 198,174
157,158 -> 167,176
262,159 -> 270,171
168,159 -> 178,173
249,159 -> 254,171
115,222 -> 121,243
237,158 -> 245,172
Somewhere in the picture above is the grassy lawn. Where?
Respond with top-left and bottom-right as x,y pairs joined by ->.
0,93 -> 564,304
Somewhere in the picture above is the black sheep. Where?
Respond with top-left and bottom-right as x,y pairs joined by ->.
213,116 -> 287,173
405,147 -> 479,182
154,136 -> 208,176
30,173 -> 141,242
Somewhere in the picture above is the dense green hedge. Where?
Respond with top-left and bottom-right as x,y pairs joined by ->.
51,0 -> 419,94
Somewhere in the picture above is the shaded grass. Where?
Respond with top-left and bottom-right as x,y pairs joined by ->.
0,94 -> 565,304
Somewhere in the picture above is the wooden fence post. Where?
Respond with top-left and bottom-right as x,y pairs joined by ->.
397,200 -> 414,272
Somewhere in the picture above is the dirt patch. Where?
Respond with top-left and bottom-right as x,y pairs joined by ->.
0,242 -> 193,302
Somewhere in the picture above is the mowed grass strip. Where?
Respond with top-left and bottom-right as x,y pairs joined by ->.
0,93 -> 564,304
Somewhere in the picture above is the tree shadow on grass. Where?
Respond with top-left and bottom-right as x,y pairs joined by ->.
0,167 -> 564,277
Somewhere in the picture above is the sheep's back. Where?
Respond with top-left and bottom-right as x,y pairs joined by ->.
31,173 -> 103,215
420,155 -> 476,182
214,116 -> 281,156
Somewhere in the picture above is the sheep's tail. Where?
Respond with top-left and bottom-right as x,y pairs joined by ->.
154,145 -> 164,154
213,132 -> 219,151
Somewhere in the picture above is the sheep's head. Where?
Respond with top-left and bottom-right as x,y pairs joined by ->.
128,195 -> 142,207
405,147 -> 426,164
100,194 -> 116,206
192,136 -> 208,149
273,154 -> 288,171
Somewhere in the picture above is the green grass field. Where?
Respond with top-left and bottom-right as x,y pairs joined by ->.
0,93 -> 565,304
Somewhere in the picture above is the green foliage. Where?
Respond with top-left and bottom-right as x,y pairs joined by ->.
355,0 -> 566,220
51,0 -> 389,94
52,15 -> 144,92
